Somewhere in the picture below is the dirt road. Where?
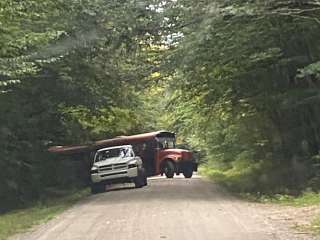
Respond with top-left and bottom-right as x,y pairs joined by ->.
13,175 -> 318,240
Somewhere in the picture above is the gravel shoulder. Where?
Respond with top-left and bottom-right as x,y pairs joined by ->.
11,175 -> 320,240
259,203 -> 320,239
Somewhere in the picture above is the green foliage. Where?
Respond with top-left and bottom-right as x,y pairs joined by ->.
0,0 -> 163,210
245,191 -> 320,207
2,0 -> 320,211
0,189 -> 89,240
297,62 -> 320,79
156,0 -> 320,194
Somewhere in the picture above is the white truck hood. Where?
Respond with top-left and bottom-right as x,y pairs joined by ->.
93,157 -> 135,167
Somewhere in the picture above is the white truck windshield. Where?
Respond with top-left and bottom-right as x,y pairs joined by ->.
94,147 -> 132,162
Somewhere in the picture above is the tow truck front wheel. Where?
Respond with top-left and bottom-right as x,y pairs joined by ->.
164,161 -> 175,178
183,163 -> 193,178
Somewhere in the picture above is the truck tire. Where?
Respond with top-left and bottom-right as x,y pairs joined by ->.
91,182 -> 105,194
164,161 -> 175,178
142,167 -> 148,186
134,168 -> 146,188
183,163 -> 193,178
143,171 -> 148,186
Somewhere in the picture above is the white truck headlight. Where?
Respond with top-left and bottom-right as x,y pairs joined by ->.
90,166 -> 98,174
128,160 -> 137,169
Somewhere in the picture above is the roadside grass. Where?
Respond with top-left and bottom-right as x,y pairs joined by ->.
199,165 -> 320,206
260,192 -> 320,234
252,191 -> 320,206
199,165 -> 320,204
0,189 -> 89,240
289,208 -> 320,234
200,164 -> 320,234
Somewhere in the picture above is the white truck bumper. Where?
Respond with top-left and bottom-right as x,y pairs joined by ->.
91,167 -> 138,183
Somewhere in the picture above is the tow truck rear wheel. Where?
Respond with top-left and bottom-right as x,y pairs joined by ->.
183,163 -> 193,178
164,161 -> 175,178
91,182 -> 105,194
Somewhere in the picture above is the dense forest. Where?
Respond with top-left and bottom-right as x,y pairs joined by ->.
1,0 -> 320,210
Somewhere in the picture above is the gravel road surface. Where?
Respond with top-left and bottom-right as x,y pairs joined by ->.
13,175 -> 319,240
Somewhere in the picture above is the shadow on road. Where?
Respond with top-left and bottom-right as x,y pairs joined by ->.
82,177 -> 230,206
105,185 -> 135,192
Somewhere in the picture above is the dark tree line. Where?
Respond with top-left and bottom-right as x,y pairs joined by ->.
0,0 -> 162,210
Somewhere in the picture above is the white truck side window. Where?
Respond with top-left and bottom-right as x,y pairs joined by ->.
130,149 -> 134,157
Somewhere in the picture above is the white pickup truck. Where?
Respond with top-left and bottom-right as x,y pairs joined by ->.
90,145 -> 147,194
